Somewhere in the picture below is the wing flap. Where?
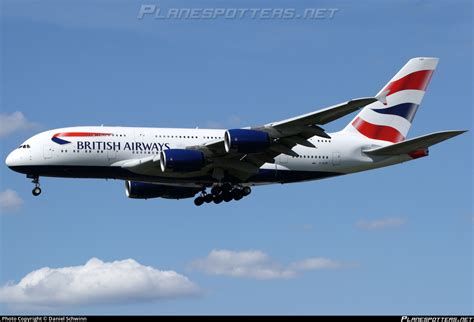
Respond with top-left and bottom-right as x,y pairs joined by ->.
280,136 -> 316,148
187,139 -> 226,156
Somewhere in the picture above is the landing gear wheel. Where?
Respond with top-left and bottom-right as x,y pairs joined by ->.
213,194 -> 223,204
232,189 -> 243,201
221,183 -> 232,192
30,176 -> 42,196
194,196 -> 204,206
32,187 -> 42,196
223,192 -> 233,202
211,186 -> 222,195
204,194 -> 214,203
242,186 -> 251,196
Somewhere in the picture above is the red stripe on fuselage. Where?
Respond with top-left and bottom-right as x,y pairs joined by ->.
383,69 -> 434,96
352,117 -> 405,143
53,132 -> 112,138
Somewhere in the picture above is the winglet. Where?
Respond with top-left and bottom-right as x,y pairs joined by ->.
375,90 -> 390,105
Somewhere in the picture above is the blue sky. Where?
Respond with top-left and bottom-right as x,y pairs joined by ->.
0,0 -> 472,315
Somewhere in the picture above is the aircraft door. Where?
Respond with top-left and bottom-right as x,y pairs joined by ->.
332,152 -> 341,166
43,145 -> 53,159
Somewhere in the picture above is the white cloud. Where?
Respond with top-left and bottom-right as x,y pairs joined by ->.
0,112 -> 37,138
189,249 -> 295,279
356,217 -> 406,230
289,258 -> 343,271
0,258 -> 200,310
189,249 -> 346,280
0,189 -> 24,213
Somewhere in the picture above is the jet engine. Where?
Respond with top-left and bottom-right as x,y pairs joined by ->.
125,181 -> 201,199
224,129 -> 270,153
159,149 -> 205,172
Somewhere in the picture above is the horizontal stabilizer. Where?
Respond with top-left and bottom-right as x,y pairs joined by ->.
363,130 -> 466,156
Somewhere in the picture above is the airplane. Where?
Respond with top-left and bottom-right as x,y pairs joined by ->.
5,57 -> 466,206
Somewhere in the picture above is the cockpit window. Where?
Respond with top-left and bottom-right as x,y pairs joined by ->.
18,144 -> 31,149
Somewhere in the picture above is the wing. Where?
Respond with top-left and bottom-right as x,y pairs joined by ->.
190,97 -> 379,179
125,97 -> 378,180
260,97 -> 378,130
191,96 -> 378,155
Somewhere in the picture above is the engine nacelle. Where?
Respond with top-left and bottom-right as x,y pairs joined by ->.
224,129 -> 270,153
159,149 -> 205,172
125,181 -> 200,199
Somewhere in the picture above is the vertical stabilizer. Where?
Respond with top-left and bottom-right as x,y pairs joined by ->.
343,57 -> 439,143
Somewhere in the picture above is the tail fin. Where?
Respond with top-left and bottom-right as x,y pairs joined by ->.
343,57 -> 439,143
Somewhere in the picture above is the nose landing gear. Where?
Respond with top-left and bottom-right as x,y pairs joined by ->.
32,187 -> 42,196
30,176 -> 42,196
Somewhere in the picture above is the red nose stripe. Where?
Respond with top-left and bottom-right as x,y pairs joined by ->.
352,117 -> 405,143
53,132 -> 112,138
383,69 -> 434,97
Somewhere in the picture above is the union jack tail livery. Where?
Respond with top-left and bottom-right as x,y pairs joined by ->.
344,57 -> 439,143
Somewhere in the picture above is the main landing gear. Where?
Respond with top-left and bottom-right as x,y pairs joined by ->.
30,176 -> 42,196
194,184 -> 251,206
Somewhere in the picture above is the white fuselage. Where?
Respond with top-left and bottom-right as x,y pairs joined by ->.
5,126 -> 413,187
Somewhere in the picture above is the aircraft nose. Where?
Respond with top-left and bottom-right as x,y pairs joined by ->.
5,150 -> 17,168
